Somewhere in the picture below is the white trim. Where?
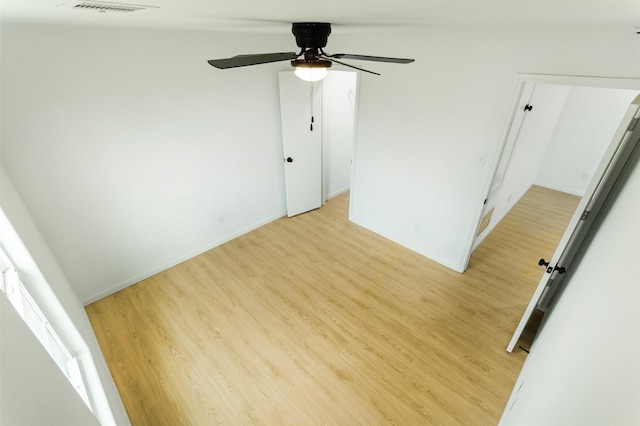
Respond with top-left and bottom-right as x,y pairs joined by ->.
517,73 -> 640,90
348,73 -> 361,223
489,79 -> 530,193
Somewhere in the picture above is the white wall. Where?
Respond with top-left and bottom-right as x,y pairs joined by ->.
535,86 -> 640,195
347,28 -> 640,271
500,139 -> 640,425
0,169 -> 130,425
1,24 -> 639,302
0,24 -> 292,303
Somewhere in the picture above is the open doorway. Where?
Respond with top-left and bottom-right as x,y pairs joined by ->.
279,70 -> 358,217
472,80 -> 639,254
321,71 -> 358,203
465,74 -> 640,351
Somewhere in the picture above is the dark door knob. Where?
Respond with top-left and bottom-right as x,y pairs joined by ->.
539,259 -> 566,274
539,258 -> 553,273
286,157 -> 293,163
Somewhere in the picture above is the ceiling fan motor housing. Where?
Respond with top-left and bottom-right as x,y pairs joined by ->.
292,22 -> 332,49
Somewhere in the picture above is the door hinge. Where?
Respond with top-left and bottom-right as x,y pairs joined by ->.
581,210 -> 590,220
627,117 -> 639,132
524,104 -> 533,112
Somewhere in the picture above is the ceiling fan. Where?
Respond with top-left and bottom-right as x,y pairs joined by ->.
207,22 -> 415,82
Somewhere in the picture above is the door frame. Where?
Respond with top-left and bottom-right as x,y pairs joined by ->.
279,72 -> 324,217
462,73 -> 640,270
279,70 -> 360,217
506,95 -> 640,352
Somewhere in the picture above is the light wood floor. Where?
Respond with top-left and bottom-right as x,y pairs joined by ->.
86,185 -> 581,425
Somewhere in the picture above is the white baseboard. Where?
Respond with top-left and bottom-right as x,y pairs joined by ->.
82,210 -> 287,305
324,186 -> 350,201
534,182 -> 585,197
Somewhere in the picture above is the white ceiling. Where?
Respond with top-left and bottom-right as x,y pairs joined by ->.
1,0 -> 639,34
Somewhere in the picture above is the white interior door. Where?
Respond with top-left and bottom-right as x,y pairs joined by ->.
506,95 -> 640,352
489,82 -> 536,194
279,72 -> 323,217
471,82 -> 536,248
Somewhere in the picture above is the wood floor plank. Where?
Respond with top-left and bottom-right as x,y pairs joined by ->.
86,185 -> 581,425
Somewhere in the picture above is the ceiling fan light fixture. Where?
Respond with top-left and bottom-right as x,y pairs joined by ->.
207,23 -> 415,78
292,59 -> 331,82
294,67 -> 329,82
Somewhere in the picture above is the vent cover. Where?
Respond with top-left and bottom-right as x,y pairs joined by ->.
476,207 -> 494,237
61,1 -> 157,13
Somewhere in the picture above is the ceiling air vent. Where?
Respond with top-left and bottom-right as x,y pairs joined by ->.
61,1 -> 157,13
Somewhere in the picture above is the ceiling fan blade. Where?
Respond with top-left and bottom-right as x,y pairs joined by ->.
208,52 -> 297,69
325,57 -> 380,76
327,53 -> 414,64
